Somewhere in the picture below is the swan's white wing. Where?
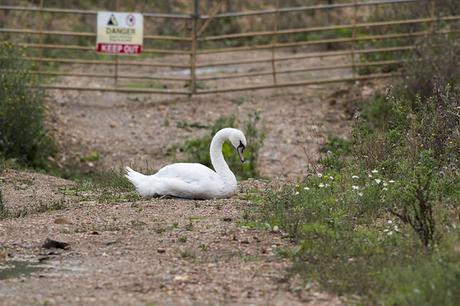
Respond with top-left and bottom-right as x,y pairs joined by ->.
155,163 -> 218,183
151,163 -> 226,199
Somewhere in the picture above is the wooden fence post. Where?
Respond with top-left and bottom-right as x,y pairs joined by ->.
190,0 -> 200,95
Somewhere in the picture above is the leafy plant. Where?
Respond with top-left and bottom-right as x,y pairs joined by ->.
386,168 -> 436,248
0,42 -> 55,169
248,35 -> 460,304
173,112 -> 264,180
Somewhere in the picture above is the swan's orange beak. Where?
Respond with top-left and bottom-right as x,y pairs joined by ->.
237,145 -> 245,163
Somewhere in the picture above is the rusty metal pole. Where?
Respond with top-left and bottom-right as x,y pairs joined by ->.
38,0 -> 44,72
114,0 -> 119,87
430,0 -> 436,35
270,0 -> 279,85
190,0 -> 199,95
351,0 -> 357,77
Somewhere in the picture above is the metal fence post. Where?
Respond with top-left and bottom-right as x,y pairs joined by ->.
190,0 -> 199,95
114,0 -> 119,87
270,0 -> 279,86
430,0 -> 436,35
351,0 -> 357,77
38,0 -> 44,71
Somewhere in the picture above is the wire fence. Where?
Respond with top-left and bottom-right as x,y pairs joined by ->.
0,0 -> 459,95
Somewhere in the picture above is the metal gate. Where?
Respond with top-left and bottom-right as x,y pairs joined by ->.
0,0 -> 459,95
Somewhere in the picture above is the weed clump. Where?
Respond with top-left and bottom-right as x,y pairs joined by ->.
0,43 -> 55,169
248,36 -> 460,304
174,112 -> 264,180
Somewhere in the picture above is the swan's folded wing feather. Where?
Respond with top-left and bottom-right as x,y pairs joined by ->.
153,163 -> 222,199
155,163 -> 218,184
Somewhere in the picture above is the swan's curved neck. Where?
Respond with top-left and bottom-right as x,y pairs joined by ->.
210,129 -> 236,181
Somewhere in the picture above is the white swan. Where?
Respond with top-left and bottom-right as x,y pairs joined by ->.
125,128 -> 247,199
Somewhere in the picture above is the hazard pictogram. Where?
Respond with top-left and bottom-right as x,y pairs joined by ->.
126,14 -> 136,27
107,14 -> 118,26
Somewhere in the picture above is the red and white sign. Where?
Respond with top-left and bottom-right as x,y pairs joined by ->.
97,43 -> 141,54
96,12 -> 143,55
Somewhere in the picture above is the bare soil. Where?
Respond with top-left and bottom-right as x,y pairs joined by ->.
0,170 -> 342,306
0,50 -> 382,305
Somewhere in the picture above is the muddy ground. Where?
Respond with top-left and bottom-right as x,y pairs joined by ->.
0,50 -> 382,305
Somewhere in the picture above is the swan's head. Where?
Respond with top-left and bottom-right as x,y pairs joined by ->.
228,128 -> 247,163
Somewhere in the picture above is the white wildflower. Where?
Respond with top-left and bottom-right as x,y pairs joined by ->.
294,191 -> 299,195
387,231 -> 393,236
383,229 -> 389,233
368,174 -> 373,178
319,183 -> 325,188
371,169 -> 379,174
352,185 -> 360,190
387,220 -> 393,224
352,175 -> 359,179
317,173 -> 323,178
383,182 -> 388,187
375,179 -> 382,184
383,187 -> 388,191
273,225 -> 279,232
329,176 -> 334,180
304,186 -> 310,191
358,192 -> 363,197
325,183 -> 330,188
389,180 -> 395,184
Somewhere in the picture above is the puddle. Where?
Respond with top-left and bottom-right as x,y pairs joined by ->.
0,261 -> 43,280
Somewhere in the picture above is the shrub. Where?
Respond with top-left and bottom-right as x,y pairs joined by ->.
358,1 -> 460,76
248,32 -> 460,304
403,36 -> 460,100
378,245 -> 460,306
0,42 -> 55,169
173,112 -> 263,180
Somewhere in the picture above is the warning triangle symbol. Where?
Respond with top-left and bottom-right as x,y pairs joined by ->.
107,14 -> 118,26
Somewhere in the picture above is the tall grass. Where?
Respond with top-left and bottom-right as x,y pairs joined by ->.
247,36 -> 460,304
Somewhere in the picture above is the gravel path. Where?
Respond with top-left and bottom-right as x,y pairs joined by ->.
0,50 -> 377,305
0,170 -> 342,305
47,50 -> 355,179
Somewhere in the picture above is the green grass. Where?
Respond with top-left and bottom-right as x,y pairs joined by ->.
0,198 -> 67,220
246,37 -> 460,304
58,168 -> 140,204
179,250 -> 196,260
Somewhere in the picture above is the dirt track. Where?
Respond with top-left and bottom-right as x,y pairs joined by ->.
0,170 -> 343,306
0,51 -> 380,305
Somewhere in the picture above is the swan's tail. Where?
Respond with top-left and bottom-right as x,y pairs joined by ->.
125,167 -> 155,198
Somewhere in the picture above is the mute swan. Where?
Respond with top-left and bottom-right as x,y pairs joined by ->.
125,128 -> 247,199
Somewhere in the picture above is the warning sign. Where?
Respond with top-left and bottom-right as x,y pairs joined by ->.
96,12 -> 143,55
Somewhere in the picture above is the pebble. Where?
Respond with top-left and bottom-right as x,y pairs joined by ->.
157,248 -> 166,253
42,238 -> 70,250
54,217 -> 72,225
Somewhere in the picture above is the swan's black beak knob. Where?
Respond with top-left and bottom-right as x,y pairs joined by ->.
237,143 -> 245,163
